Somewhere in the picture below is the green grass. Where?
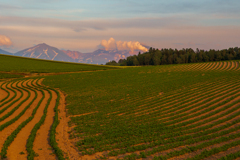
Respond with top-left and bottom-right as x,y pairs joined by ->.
0,73 -> 23,79
0,54 -> 118,73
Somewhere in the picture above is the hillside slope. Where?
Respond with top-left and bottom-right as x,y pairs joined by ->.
0,54 -> 117,73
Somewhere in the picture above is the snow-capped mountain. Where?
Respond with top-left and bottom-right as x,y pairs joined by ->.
61,50 -> 83,61
0,43 -> 150,64
15,43 -> 73,62
0,49 -> 12,55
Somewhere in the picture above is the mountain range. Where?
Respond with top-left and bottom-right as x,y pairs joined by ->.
0,43 -> 150,64
0,49 -> 12,55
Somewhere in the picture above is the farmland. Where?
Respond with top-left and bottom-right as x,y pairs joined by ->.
0,54 -> 239,160
43,60 -> 240,159
0,54 -> 116,73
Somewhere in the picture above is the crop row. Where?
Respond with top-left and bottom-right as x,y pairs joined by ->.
76,78 -> 240,159
0,79 -> 65,160
76,77 -> 240,150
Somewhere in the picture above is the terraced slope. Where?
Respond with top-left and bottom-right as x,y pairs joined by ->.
43,60 -> 240,160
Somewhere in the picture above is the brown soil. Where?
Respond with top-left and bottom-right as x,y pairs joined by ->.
228,61 -> 235,70
203,62 -> 214,71
0,80 -> 34,126
236,61 -> 240,70
0,81 -> 21,111
0,82 -> 8,104
0,81 -> 26,120
225,61 -> 231,70
210,62 -> 219,70
196,63 -> 208,71
33,88 -> 57,160
233,61 -> 239,70
206,62 -> 217,70
56,89 -> 80,159
215,62 -> 223,70
7,79 -> 45,160
221,62 -> 228,70
0,80 -> 36,152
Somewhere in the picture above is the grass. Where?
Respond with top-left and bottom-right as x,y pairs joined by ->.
0,73 -> 23,79
0,54 -> 118,73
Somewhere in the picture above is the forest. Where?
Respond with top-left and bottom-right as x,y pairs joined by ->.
106,47 -> 240,66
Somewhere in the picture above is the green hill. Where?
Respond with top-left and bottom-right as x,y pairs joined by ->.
0,54 -> 117,73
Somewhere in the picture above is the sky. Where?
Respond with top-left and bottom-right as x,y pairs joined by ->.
0,0 -> 240,53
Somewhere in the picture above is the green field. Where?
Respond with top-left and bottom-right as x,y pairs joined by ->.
0,73 -> 23,80
0,54 -> 240,160
0,54 -> 117,73
43,61 -> 240,159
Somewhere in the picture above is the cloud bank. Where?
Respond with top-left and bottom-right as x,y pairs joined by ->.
101,38 -> 148,52
0,35 -> 12,46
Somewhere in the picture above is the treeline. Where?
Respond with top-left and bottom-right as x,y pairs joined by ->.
106,47 -> 240,66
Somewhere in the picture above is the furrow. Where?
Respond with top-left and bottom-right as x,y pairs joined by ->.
6,79 -> 49,160
0,80 -> 34,125
0,81 -> 19,110
32,84 -> 59,160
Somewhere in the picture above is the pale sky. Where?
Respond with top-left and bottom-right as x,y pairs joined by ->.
0,0 -> 240,53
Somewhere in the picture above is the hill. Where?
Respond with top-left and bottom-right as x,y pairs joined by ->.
0,49 -> 12,55
0,54 -> 117,73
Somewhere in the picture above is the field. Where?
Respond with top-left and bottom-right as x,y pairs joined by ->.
0,54 -> 240,160
43,60 -> 240,159
0,54 -> 117,73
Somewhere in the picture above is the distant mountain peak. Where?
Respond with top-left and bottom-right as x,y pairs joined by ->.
15,43 -> 73,62
0,48 -> 12,55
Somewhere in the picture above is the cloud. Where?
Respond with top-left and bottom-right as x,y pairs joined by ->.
100,38 -> 148,52
0,35 -> 12,46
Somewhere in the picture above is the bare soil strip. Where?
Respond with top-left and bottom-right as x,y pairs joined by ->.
221,62 -> 228,70
6,80 -> 46,160
237,61 -> 240,70
0,81 -> 20,110
215,62 -> 223,70
210,62 -> 219,70
0,81 -> 25,119
228,61 -> 235,70
0,80 -> 34,126
56,90 -> 80,159
225,61 -> 231,70
0,82 -> 8,104
33,89 -> 57,160
0,80 -> 35,151
234,61 -> 239,70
